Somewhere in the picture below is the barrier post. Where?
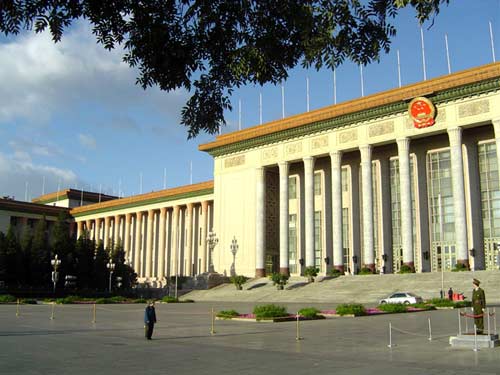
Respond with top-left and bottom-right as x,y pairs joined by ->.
428,317 -> 432,341
210,308 -> 216,335
16,299 -> 20,318
473,324 -> 479,352
465,311 -> 469,333
494,308 -> 497,335
92,303 -> 96,323
458,310 -> 462,335
295,314 -> 303,341
387,322 -> 394,348
50,302 -> 55,320
487,308 -> 491,336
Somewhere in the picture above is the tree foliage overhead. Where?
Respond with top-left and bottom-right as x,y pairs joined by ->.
0,0 -> 448,138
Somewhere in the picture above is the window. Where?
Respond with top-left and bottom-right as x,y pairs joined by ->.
314,172 -> 322,195
289,176 -> 297,199
288,214 -> 297,274
314,211 -> 322,270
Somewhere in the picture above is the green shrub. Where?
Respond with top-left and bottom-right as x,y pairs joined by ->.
133,298 -> 147,304
428,298 -> 455,307
398,264 -> 414,274
269,273 -> 289,289
95,298 -> 113,304
451,263 -> 469,272
216,309 -> 240,319
336,303 -> 366,316
20,298 -> 37,304
109,296 -> 127,303
377,303 -> 407,313
0,294 -> 16,303
162,296 -> 179,303
230,275 -> 248,289
359,267 -> 374,275
454,300 -> 472,308
410,303 -> 436,310
298,307 -> 322,319
56,295 -> 81,304
253,304 -> 288,319
304,267 -> 319,277
327,268 -> 343,278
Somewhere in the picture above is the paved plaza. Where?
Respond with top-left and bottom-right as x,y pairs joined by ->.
1,302 -> 500,375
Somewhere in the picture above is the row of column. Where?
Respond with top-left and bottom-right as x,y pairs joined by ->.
76,201 -> 212,280
256,126 -> 474,276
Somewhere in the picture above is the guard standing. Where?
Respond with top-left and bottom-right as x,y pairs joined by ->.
144,300 -> 157,340
472,278 -> 486,334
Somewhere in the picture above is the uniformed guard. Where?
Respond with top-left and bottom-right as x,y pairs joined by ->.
472,278 -> 486,334
144,300 -> 157,340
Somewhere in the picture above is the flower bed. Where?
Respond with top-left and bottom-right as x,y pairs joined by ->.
320,305 -> 433,317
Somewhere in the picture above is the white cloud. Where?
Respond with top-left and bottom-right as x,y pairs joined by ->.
0,151 -> 79,201
78,133 -> 97,149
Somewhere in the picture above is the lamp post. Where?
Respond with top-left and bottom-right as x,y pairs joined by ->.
206,229 -> 219,273
107,260 -> 115,293
51,254 -> 61,294
230,236 -> 238,276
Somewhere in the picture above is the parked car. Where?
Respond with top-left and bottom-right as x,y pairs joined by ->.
379,292 -> 423,305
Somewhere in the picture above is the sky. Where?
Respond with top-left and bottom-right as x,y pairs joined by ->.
0,1 -> 499,201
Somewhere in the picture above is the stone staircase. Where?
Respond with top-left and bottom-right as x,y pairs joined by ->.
183,270 -> 500,304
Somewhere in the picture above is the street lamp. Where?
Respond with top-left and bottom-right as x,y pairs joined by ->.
107,260 -> 115,293
51,254 -> 61,294
206,229 -> 219,273
230,236 -> 238,276
116,276 -> 123,289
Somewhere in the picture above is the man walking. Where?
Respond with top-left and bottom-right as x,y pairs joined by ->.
472,278 -> 486,334
144,300 -> 157,340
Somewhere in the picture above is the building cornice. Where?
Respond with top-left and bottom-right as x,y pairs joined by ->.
71,181 -> 214,218
0,199 -> 69,216
32,189 -> 117,205
199,62 -> 500,157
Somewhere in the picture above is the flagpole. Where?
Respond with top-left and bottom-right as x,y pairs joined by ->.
360,64 -> 364,97
397,49 -> 402,88
281,82 -> 285,119
420,26 -> 427,80
139,172 -> 143,194
24,181 -> 28,201
490,21 -> 496,63
98,184 -> 102,203
259,92 -> 263,125
333,67 -> 337,104
306,76 -> 310,112
42,176 -> 45,196
80,188 -> 84,206
444,34 -> 451,74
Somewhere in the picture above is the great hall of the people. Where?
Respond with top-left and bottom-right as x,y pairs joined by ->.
2,62 -> 500,284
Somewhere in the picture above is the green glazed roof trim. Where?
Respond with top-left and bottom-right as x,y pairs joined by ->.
206,78 -> 500,157
35,194 -> 69,205
72,188 -> 214,217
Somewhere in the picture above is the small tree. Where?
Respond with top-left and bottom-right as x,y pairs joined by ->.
30,217 -> 50,287
230,275 -> 247,290
92,241 -> 109,291
304,266 -> 319,283
269,273 -> 289,290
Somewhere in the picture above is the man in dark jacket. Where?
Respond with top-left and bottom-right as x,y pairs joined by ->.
144,301 -> 157,340
472,278 -> 486,334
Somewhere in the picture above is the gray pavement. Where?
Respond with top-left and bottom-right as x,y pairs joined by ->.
1,302 -> 500,374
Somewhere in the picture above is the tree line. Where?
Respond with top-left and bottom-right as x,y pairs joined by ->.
0,212 -> 137,291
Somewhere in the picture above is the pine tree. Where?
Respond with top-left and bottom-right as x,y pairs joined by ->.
31,217 -> 50,287
51,212 -> 75,283
110,240 -> 137,291
20,224 -> 33,285
4,226 -> 21,286
0,231 -> 6,283
92,241 -> 109,291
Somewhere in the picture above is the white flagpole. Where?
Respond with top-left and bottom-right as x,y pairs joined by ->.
360,64 -> 364,97
281,82 -> 285,119
190,161 -> 193,185
98,184 -> 102,203
163,168 -> 167,189
24,181 -> 28,201
80,188 -> 84,206
397,49 -> 402,88
445,33 -> 451,74
118,179 -> 122,198
259,92 -> 263,125
490,21 -> 496,63
56,179 -> 61,202
306,76 -> 310,112
420,26 -> 427,80
42,176 -> 45,196
238,98 -> 242,130
139,172 -> 143,194
333,67 -> 337,104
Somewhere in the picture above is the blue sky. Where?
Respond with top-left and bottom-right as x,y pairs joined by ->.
0,1 -> 499,201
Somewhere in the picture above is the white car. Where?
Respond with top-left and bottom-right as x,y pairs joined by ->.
379,292 -> 423,305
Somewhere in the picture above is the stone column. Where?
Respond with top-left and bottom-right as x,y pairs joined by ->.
134,212 -> 143,276
157,207 -> 167,280
397,138 -> 414,269
114,215 -> 121,246
255,167 -> 266,277
95,218 -> 102,243
330,151 -> 344,272
303,156 -> 315,267
185,203 -> 194,276
448,127 -> 469,266
278,161 -> 290,275
76,221 -> 84,239
124,213 -> 132,262
171,206 -> 180,276
360,144 -> 374,270
103,216 -> 111,249
145,209 -> 155,278
201,201 -> 209,273
85,220 -> 92,239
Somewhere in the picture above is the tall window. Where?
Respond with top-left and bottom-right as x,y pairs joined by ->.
289,176 -> 297,199
314,172 -> 322,196
288,214 -> 297,274
478,142 -> 500,269
314,211 -> 322,271
427,149 -> 456,271
342,207 -> 350,272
